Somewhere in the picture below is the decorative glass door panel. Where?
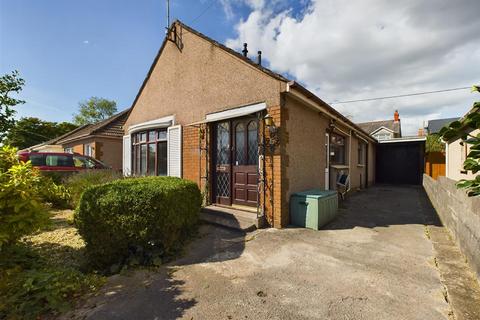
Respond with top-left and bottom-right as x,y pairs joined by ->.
214,121 -> 231,205
213,118 -> 259,207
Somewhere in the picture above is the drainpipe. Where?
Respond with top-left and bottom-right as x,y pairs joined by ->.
365,143 -> 369,188
261,112 -> 268,226
349,130 -> 352,192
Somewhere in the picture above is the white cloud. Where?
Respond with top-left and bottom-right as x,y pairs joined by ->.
83,40 -> 89,44
225,0 -> 480,134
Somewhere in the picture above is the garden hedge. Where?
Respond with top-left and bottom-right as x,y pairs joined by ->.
75,177 -> 201,270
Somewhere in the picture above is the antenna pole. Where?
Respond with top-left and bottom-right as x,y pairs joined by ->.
167,0 -> 170,29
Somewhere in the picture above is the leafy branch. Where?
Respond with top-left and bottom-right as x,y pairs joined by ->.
0,71 -> 25,141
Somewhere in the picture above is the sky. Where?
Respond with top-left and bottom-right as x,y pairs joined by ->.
1,0 -> 479,135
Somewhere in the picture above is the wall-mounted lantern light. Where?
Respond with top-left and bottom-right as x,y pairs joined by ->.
264,113 -> 274,128
264,113 -> 279,152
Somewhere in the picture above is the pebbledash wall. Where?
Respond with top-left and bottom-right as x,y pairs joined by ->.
423,174 -> 480,280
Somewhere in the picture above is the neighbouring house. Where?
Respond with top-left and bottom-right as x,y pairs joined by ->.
21,143 -> 64,153
122,20 -> 376,228
425,117 -> 460,135
445,108 -> 479,181
357,110 -> 402,141
357,110 -> 425,184
25,109 -> 130,171
423,117 -> 459,180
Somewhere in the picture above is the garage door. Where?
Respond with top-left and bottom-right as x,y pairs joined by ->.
376,141 -> 425,185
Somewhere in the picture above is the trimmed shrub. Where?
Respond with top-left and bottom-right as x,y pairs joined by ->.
75,177 -> 201,270
63,170 -> 123,208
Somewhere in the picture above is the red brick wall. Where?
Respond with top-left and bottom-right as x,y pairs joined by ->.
181,106 -> 287,228
182,125 -> 209,204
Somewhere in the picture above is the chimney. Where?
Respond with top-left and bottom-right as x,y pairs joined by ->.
242,43 -> 248,57
394,110 -> 400,122
257,51 -> 262,65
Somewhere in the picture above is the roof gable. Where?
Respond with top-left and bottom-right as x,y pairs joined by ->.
127,20 -> 290,120
370,126 -> 395,135
54,109 -> 130,144
357,119 -> 400,135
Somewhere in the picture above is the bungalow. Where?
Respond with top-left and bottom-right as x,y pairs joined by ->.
122,21 -> 376,228
26,109 -> 130,170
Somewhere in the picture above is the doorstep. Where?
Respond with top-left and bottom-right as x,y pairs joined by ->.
200,205 -> 263,233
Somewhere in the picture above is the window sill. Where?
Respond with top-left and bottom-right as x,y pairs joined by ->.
331,164 -> 349,170
357,164 -> 365,167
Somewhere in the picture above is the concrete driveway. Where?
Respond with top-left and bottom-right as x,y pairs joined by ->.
66,186 -> 463,320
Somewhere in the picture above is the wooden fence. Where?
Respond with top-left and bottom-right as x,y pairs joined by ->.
425,152 -> 446,180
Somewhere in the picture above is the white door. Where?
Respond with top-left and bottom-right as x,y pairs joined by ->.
325,133 -> 330,190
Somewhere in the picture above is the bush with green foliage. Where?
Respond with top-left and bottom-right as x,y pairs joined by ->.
63,169 -> 123,208
0,146 -> 49,248
425,134 -> 445,153
0,244 -> 104,319
75,177 -> 201,271
38,176 -> 71,208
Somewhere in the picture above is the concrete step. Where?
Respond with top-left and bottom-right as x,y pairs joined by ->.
200,205 -> 262,232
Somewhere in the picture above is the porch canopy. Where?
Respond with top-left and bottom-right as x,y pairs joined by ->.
188,102 -> 266,125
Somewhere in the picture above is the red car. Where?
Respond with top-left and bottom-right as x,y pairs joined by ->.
18,152 -> 110,172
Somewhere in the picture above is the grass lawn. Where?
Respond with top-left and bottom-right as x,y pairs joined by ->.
0,209 -> 105,320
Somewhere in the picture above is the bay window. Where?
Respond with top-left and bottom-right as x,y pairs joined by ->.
132,128 -> 167,176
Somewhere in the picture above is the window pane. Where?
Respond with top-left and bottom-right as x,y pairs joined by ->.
73,156 -> 86,168
216,122 -> 230,165
157,141 -> 167,176
330,134 -> 346,165
149,131 -> 156,142
140,132 -> 147,142
247,121 -> 258,165
140,144 -> 147,175
29,154 -> 46,166
157,129 -> 167,140
148,143 -> 156,175
46,155 -> 73,167
358,143 -> 365,165
235,123 -> 246,165
135,145 -> 140,174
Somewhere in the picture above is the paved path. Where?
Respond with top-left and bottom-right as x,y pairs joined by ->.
65,186 -> 478,320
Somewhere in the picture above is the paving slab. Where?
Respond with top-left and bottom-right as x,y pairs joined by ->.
62,186 -> 479,320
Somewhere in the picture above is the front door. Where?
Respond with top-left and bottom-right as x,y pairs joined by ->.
213,118 -> 259,207
232,119 -> 258,206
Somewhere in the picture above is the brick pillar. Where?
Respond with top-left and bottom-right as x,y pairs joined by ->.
263,105 -> 288,228
182,126 -> 200,185
182,125 -> 209,204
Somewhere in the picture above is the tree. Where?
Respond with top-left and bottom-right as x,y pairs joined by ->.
0,71 -> 25,141
3,117 -> 78,149
425,134 -> 445,153
73,97 -> 117,125
439,85 -> 480,196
